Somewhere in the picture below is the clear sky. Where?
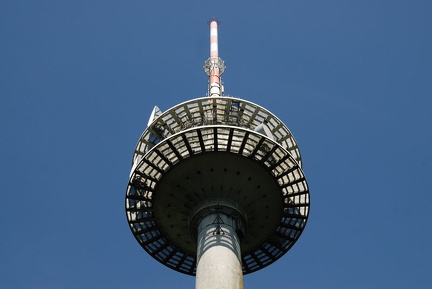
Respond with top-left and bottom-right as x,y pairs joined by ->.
1,1 -> 431,288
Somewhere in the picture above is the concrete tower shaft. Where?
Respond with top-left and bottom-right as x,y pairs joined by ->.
194,200 -> 245,289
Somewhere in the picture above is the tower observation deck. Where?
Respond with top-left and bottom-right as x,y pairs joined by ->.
125,20 -> 310,289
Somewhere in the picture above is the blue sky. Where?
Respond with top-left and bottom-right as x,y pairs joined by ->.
1,1 -> 431,288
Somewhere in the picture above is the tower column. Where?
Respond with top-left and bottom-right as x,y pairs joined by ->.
195,212 -> 244,289
125,18 -> 310,286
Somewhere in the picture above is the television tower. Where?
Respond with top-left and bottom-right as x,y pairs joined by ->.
125,19 -> 310,289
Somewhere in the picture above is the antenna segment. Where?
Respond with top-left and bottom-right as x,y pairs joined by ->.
210,19 -> 219,59
204,19 -> 226,97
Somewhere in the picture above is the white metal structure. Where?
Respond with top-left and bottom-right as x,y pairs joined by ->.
125,19 -> 310,289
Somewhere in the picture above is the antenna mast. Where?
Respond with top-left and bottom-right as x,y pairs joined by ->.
204,19 -> 226,97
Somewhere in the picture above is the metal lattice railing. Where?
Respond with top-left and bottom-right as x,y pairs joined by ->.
126,125 -> 309,275
132,96 -> 302,168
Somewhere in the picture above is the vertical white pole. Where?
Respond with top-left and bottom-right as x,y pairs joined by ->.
195,213 -> 244,289
207,20 -> 223,97
210,20 -> 219,60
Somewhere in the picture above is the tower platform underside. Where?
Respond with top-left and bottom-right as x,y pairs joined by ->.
126,97 -> 309,275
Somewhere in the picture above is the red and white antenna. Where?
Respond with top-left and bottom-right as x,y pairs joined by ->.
204,18 -> 225,97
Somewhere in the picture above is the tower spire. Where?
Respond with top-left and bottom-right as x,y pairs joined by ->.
204,19 -> 226,97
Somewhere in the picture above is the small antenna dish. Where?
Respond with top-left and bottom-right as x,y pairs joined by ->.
254,122 -> 275,140
147,105 -> 162,127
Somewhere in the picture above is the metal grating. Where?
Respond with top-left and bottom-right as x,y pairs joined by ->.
126,125 -> 309,275
132,96 -> 302,168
